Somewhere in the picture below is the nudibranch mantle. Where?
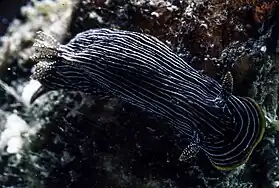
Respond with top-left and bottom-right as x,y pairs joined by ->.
30,29 -> 265,170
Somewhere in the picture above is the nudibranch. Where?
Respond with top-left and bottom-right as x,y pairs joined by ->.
30,29 -> 265,170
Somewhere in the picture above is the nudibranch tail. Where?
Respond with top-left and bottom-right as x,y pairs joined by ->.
31,31 -> 60,62
203,97 -> 265,171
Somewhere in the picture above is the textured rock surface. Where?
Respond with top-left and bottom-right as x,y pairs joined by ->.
0,0 -> 278,187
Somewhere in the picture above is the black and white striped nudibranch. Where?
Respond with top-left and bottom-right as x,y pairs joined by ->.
30,29 -> 265,170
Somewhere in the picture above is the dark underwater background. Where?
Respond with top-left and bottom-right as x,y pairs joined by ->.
0,0 -> 279,187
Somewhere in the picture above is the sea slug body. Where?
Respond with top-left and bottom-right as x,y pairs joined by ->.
30,29 -> 265,170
